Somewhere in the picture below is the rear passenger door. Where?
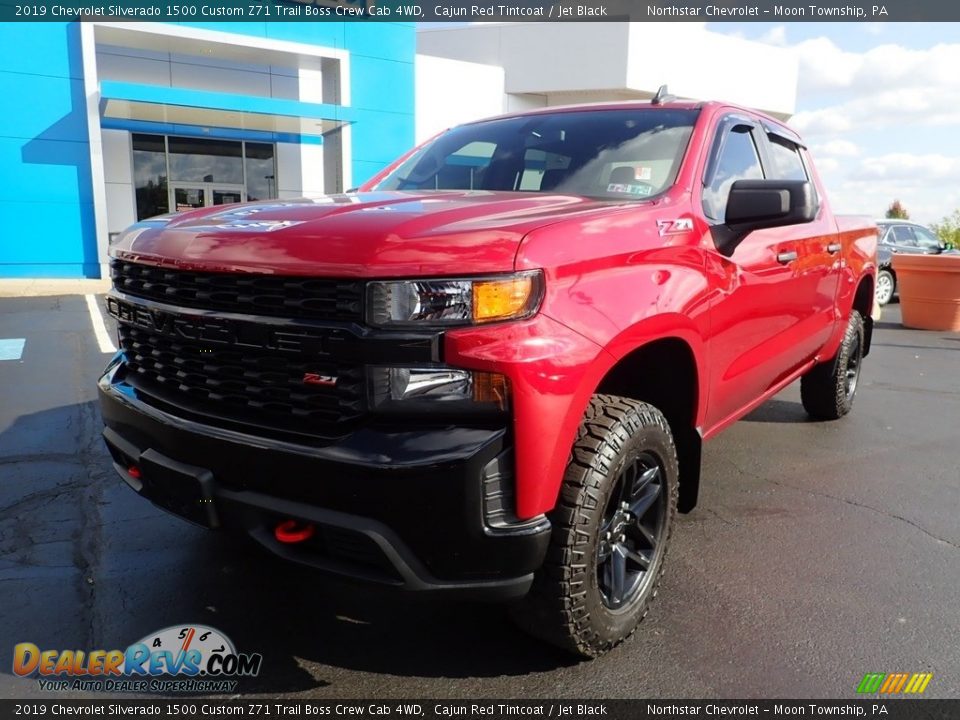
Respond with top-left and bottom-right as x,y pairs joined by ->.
758,126 -> 840,358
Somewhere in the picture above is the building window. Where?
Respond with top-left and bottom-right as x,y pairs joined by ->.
168,136 -> 244,184
132,134 -> 169,220
131,134 -> 278,220
244,142 -> 276,202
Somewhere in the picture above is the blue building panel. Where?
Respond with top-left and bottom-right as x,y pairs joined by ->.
0,21 -> 416,279
349,55 -> 415,113
344,22 -> 416,61
0,22 -> 97,278
351,108 -> 415,166
0,199 -> 98,275
0,21 -> 82,80
0,137 -> 95,204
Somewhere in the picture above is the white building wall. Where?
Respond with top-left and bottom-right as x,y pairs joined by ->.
418,23 -> 797,120
101,129 -> 136,236
415,55 -> 506,143
623,24 -> 796,116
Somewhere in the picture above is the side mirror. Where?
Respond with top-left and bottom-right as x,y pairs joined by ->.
713,179 -> 817,255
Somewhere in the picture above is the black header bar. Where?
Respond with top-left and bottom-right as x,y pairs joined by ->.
1,699 -> 959,718
3,0 -> 960,22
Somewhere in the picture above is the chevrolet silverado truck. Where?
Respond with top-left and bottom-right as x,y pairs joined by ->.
99,98 -> 877,657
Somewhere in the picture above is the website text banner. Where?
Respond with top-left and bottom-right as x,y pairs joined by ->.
3,0 -> 960,22
1,700 -> 958,718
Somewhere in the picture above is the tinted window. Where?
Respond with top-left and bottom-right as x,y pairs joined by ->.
132,134 -> 169,220
244,142 -> 276,202
703,126 -> 764,222
892,225 -> 917,246
518,148 -> 572,191
767,135 -> 808,181
168,137 -> 243,184
914,226 -> 943,249
374,108 -> 699,200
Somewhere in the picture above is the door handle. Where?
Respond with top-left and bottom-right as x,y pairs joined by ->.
776,251 -> 798,264
827,243 -> 842,254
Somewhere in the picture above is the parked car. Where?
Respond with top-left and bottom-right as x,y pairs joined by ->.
99,97 -> 878,657
876,219 -> 957,305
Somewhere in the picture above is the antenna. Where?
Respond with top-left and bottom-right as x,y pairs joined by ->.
651,85 -> 676,105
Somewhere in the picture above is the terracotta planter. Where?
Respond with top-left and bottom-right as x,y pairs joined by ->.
892,253 -> 960,331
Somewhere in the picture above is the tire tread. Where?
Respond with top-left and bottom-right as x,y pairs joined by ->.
514,394 -> 678,657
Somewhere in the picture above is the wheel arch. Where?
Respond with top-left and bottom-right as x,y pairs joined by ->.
853,274 -> 875,357
594,336 -> 703,513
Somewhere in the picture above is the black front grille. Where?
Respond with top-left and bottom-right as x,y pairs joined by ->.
118,324 -> 364,438
111,259 -> 364,322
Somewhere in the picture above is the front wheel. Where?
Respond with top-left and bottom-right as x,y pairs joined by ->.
875,269 -> 895,306
801,311 -> 865,420
513,395 -> 678,657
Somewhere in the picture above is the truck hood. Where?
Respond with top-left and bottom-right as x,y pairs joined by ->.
112,191 -> 622,277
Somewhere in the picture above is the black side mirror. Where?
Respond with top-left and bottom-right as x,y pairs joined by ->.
713,179 -> 817,255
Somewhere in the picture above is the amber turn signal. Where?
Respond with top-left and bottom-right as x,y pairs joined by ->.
472,372 -> 510,410
473,275 -> 538,323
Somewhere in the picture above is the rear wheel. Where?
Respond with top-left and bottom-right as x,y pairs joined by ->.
513,395 -> 678,657
875,269 -> 895,306
801,311 -> 864,420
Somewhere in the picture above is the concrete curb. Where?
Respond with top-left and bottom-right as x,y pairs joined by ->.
0,279 -> 111,297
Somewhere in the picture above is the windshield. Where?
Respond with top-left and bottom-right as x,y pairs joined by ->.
373,108 -> 700,201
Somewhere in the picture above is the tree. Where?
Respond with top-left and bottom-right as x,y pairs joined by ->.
885,200 -> 910,219
930,209 -> 960,250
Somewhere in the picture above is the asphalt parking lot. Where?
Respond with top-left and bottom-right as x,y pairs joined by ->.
1,294 -> 958,700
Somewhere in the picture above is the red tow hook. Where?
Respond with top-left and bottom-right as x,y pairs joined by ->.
127,466 -> 142,480
274,519 -> 316,544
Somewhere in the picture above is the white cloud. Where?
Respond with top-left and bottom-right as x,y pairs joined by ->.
768,33 -> 960,222
792,39 -> 960,94
847,153 -> 960,184
757,25 -> 788,47
811,140 -> 860,157
813,152 -> 960,223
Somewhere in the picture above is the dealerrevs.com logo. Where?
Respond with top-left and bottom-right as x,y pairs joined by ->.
13,625 -> 263,693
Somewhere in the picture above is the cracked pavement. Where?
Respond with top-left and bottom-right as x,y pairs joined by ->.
0,296 -> 958,699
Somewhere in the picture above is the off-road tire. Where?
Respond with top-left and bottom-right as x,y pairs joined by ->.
801,310 -> 865,420
513,395 -> 679,658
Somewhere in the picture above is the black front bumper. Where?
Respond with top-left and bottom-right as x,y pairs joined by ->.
98,360 -> 550,601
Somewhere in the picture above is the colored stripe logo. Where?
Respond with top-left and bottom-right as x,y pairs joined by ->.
857,672 -> 933,694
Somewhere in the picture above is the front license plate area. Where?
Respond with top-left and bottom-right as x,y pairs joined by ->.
138,449 -> 219,529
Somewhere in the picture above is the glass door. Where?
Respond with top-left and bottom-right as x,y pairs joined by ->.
212,187 -> 245,206
170,183 -> 246,212
171,184 -> 206,212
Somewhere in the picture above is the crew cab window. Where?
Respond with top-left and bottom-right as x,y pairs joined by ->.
767,135 -> 808,181
702,126 -> 764,222
374,108 -> 699,200
428,141 -> 496,190
518,149 -> 572,191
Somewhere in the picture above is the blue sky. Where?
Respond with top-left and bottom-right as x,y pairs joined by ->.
707,22 -> 960,223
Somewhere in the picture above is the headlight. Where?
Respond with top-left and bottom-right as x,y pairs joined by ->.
366,271 -> 543,328
368,366 -> 509,414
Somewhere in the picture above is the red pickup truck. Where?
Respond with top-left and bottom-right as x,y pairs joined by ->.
99,98 -> 877,657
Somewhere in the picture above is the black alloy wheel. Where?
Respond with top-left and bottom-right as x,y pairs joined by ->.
596,452 -> 667,610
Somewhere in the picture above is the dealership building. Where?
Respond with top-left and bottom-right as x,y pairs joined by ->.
0,20 -> 796,279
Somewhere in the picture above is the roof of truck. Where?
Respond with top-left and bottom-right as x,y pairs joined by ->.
462,99 -> 797,138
